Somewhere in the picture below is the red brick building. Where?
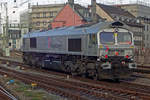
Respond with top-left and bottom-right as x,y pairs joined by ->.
51,0 -> 91,28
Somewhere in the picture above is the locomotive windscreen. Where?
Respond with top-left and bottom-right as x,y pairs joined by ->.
117,32 -> 132,44
100,32 -> 114,44
100,31 -> 132,45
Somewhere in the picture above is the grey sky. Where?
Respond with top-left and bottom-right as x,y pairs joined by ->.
24,0 -> 150,6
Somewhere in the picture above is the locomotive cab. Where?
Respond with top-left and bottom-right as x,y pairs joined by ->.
97,22 -> 136,79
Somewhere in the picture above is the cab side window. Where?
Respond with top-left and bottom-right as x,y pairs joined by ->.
89,34 -> 97,46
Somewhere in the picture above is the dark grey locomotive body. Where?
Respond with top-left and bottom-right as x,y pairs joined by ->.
22,21 -> 136,80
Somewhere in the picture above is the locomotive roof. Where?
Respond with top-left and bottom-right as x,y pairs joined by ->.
23,21 -> 126,38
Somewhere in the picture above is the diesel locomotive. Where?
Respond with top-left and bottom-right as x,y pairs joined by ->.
22,21 -> 136,80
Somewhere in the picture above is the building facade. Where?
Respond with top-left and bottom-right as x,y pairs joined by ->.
138,17 -> 150,48
7,24 -> 22,50
30,4 -> 64,31
115,4 -> 150,48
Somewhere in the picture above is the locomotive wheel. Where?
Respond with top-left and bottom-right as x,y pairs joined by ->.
114,78 -> 120,82
81,74 -> 86,78
76,61 -> 86,75
23,57 -> 28,64
71,72 -> 78,76
93,73 -> 98,80
26,54 -> 33,66
64,61 -> 74,73
41,61 -> 45,68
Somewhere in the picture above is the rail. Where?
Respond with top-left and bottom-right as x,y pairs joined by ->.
0,85 -> 18,100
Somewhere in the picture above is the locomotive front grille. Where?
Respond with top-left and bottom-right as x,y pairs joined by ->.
108,50 -> 124,56
109,56 -> 125,62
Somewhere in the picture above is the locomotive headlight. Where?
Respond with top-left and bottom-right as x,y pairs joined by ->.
100,50 -> 108,56
125,50 -> 133,57
100,50 -> 109,59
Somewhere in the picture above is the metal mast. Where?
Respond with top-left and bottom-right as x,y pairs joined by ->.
1,2 -> 10,56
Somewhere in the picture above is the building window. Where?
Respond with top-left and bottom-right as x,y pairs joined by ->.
50,12 -> 53,17
13,45 -> 16,49
23,39 -> 25,47
85,12 -> 89,17
144,25 -> 149,32
144,25 -> 146,31
147,35 -> 149,41
43,12 -> 46,18
15,34 -> 17,38
23,29 -> 27,34
13,39 -> 16,44
36,13 -> 40,18
43,21 -> 47,25
36,22 -> 40,26
9,34 -> 12,39
36,28 -> 40,30
17,34 -> 19,38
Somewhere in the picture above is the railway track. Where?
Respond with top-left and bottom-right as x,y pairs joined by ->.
2,56 -> 150,74
138,65 -> 150,69
0,85 -> 18,100
0,57 -> 150,100
125,64 -> 150,80
134,65 -> 150,74
1,65 -> 150,100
